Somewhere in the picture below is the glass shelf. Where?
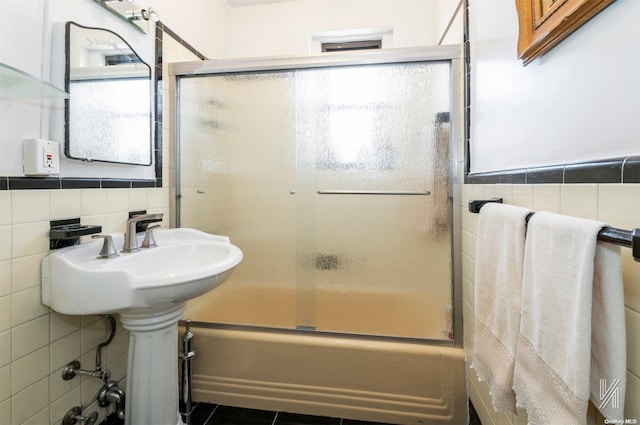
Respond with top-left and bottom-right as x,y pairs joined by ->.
0,62 -> 69,100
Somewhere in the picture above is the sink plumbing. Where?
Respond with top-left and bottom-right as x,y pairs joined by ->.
61,315 -> 126,423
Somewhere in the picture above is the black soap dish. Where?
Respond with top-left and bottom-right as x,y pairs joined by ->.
50,218 -> 102,249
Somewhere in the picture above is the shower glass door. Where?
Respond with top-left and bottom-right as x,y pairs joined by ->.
177,57 -> 453,340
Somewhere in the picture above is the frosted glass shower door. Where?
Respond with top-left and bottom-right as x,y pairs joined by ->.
178,72 -> 299,329
294,63 -> 452,340
177,60 -> 453,340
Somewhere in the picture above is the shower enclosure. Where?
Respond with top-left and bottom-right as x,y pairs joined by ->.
170,47 -> 465,424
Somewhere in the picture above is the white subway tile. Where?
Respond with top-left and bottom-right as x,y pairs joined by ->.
487,184 -> 513,206
462,229 -> 477,258
129,189 -> 148,211
463,276 -> 474,308
0,330 -> 10,367
11,286 -> 48,326
147,188 -> 168,209
11,191 -> 50,224
598,184 -> 640,230
0,399 -> 10,425
560,184 -> 598,219
11,315 -> 48,360
11,346 -> 49,394
49,386 -> 81,425
50,312 -> 81,342
50,189 -> 82,221
106,189 -> 129,214
21,406 -> 49,425
49,330 -> 80,374
512,184 -> 533,209
80,315 -> 101,328
0,192 -> 11,225
11,253 -> 44,292
0,296 -> 9,332
81,318 -> 107,356
0,364 -> 9,402
107,352 -> 128,382
106,212 -> 128,234
49,367 -> 77,403
11,221 -> 49,258
105,329 -> 128,366
11,377 -> 48,425
532,184 -> 560,213
622,252 -> 640,314
463,299 -> 474,334
462,252 -> 475,283
625,371 -> 639,420
0,226 -> 11,261
625,307 -> 640,377
0,260 -> 10,297
81,190 -> 107,216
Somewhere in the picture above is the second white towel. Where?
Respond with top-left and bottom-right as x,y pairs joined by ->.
513,212 -> 626,424
471,203 -> 533,412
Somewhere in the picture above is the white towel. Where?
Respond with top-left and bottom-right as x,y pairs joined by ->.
471,203 -> 533,412
513,212 -> 626,424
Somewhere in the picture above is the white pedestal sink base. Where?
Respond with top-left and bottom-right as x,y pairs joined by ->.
120,303 -> 186,425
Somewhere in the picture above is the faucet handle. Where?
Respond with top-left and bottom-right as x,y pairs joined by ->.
141,224 -> 160,248
92,235 -> 119,259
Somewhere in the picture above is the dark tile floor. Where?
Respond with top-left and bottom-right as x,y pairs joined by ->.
186,401 -> 482,425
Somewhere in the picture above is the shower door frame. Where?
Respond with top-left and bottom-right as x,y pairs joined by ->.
169,45 -> 464,347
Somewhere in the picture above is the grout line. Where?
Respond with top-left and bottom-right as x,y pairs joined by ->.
202,404 -> 217,425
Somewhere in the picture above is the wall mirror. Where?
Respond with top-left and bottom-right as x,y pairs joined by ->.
65,22 -> 152,165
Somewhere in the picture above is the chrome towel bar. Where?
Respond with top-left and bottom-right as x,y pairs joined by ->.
317,190 -> 431,196
469,198 -> 640,262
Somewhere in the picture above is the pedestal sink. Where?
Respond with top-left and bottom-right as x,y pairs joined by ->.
41,228 -> 243,425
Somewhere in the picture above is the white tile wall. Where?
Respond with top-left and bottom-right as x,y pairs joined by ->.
1,187 -> 169,424
463,182 -> 640,424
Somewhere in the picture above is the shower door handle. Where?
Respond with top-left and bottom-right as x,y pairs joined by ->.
316,190 -> 431,196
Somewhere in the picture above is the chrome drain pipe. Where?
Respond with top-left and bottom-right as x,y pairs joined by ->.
180,320 -> 196,425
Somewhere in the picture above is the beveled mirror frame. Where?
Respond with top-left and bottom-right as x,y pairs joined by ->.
515,0 -> 616,65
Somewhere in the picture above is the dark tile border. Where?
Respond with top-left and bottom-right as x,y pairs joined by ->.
8,177 -> 61,190
623,156 -> 640,183
465,155 -> 639,185
61,178 -> 101,189
0,177 -> 161,190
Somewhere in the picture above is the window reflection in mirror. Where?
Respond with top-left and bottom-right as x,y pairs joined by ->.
65,22 -> 152,165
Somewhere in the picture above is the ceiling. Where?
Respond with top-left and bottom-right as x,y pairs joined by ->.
226,0 -> 297,7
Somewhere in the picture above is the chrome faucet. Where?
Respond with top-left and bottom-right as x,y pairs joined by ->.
122,213 -> 163,253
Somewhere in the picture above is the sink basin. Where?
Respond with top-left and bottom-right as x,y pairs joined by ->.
42,228 -> 243,315
42,227 -> 243,425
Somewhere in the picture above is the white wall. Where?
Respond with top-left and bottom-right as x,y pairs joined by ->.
149,0 -> 231,59
0,0 -> 230,178
469,0 -> 640,173
228,0 -> 461,57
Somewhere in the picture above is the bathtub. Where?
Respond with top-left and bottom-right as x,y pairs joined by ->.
180,284 -> 467,425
